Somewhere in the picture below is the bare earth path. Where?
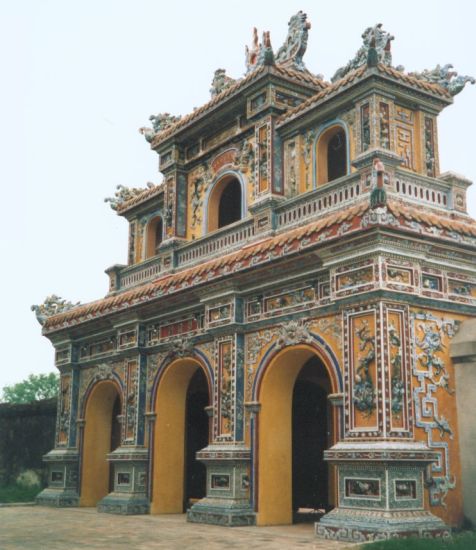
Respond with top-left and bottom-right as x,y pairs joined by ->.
0,506 -> 358,550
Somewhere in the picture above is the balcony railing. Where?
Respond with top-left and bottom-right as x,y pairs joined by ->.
115,169 -> 456,292
176,218 -> 256,268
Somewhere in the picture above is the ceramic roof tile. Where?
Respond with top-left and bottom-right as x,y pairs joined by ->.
150,65 -> 327,148
43,202 -> 365,331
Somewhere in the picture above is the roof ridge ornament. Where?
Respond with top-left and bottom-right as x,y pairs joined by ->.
332,23 -> 394,82
275,10 -> 311,72
139,112 -> 182,143
210,69 -> 237,98
408,64 -> 475,96
245,28 -> 275,73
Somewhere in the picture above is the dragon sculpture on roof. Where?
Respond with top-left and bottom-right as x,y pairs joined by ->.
409,64 -> 475,96
332,23 -> 394,82
104,182 -> 157,211
31,295 -> 81,326
275,10 -> 311,72
139,112 -> 182,143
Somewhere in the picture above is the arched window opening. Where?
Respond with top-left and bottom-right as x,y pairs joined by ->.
317,125 -> 348,185
218,178 -> 242,229
207,175 -> 243,233
327,129 -> 346,182
145,216 -> 163,259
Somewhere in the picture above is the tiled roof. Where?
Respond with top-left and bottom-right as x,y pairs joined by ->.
278,65 -> 367,126
116,183 -> 164,215
151,65 -> 328,148
278,64 -> 451,127
43,197 -> 476,333
387,200 -> 476,236
42,201 -> 366,332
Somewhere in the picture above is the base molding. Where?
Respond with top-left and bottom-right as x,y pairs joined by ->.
187,500 -> 255,526
316,508 -> 450,542
97,492 -> 150,515
35,488 -> 79,508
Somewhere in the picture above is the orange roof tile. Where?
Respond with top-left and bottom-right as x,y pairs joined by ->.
43,201 -> 366,332
278,64 -> 451,128
151,65 -> 328,148
387,199 -> 476,236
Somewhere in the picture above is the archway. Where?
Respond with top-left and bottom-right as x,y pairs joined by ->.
257,346 -> 335,526
151,358 -> 211,514
207,175 -> 243,232
80,380 -> 122,506
316,125 -> 348,185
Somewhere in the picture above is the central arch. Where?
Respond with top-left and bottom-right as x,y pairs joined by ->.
151,357 -> 211,514
256,344 -> 338,526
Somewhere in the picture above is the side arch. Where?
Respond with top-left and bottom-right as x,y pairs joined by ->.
252,339 -> 342,526
80,378 -> 123,506
150,352 -> 213,514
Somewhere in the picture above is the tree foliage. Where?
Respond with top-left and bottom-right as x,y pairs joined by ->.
1,373 -> 59,404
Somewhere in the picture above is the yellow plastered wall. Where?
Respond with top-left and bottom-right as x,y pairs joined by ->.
258,346 -> 335,525
80,381 -> 120,506
151,359 -> 204,514
411,307 -> 468,527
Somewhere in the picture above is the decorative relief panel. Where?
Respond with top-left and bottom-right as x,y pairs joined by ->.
146,314 -> 203,346
118,327 -> 137,350
55,347 -> 71,367
333,260 -> 376,297
395,106 -> 415,170
124,360 -> 139,443
382,304 -> 412,436
360,103 -> 371,152
382,258 -> 417,293
424,116 -> 436,177
256,120 -> 271,194
79,335 -> 116,361
215,337 -> 235,440
206,301 -> 233,329
56,373 -> 72,447
284,138 -> 299,197
344,306 -> 381,437
378,102 -> 390,149
411,311 -> 460,508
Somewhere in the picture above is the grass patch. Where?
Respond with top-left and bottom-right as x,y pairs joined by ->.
0,483 -> 41,503
363,531 -> 476,550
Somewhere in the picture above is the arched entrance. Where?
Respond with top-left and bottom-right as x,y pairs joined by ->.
80,380 -> 122,506
151,358 -> 211,514
257,346 -> 336,525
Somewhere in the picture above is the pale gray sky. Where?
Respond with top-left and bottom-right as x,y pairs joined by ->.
1,0 -> 475,390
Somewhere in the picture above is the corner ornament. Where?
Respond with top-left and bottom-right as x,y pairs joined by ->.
31,295 -> 81,326
104,182 -> 156,211
139,112 -> 182,143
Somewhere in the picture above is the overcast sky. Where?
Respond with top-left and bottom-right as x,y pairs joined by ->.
1,0 -> 475,391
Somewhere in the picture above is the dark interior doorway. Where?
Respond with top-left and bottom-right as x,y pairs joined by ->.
292,359 -> 329,522
218,178 -> 242,228
108,395 -> 122,492
327,129 -> 346,182
184,368 -> 209,510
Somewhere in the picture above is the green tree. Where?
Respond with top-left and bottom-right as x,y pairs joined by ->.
1,373 -> 59,404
